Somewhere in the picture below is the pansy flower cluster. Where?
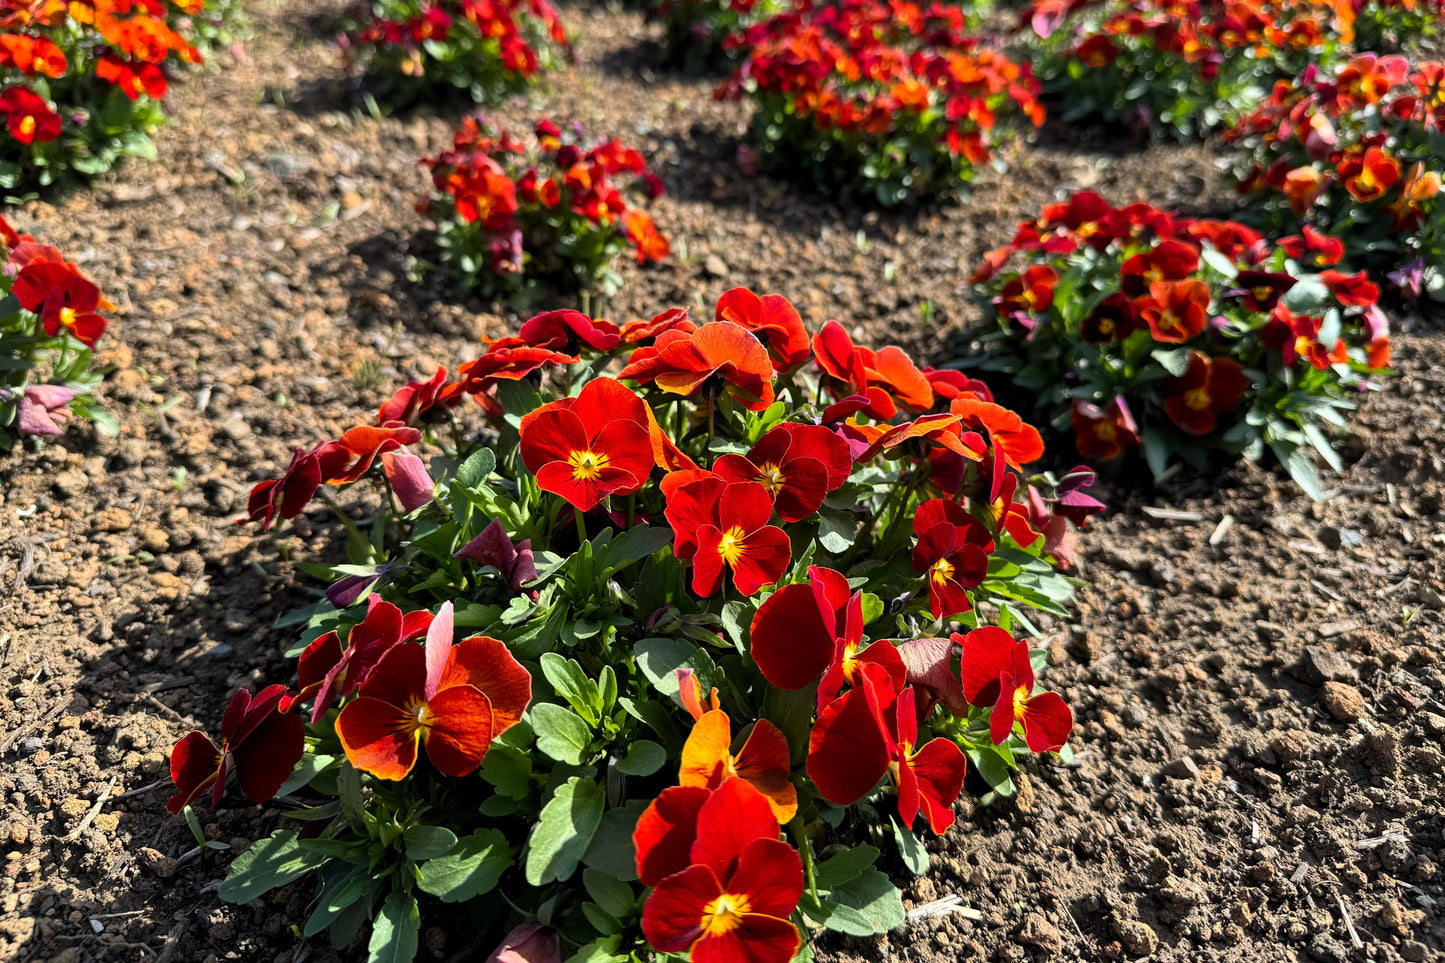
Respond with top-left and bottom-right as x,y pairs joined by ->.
1022,0 -> 1356,139
1226,53 -> 1445,300
0,0 -> 203,187
342,0 -> 571,105
419,116 -> 669,300
174,289 -> 1097,963
969,192 -> 1390,497
718,0 -> 1044,206
0,214 -> 119,449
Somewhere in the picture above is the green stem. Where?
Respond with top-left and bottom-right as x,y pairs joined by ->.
573,504 -> 587,545
789,814 -> 819,903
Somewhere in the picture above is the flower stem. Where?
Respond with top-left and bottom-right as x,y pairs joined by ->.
573,504 -> 587,545
789,814 -> 819,903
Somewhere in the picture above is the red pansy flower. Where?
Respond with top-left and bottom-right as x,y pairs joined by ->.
911,498 -> 993,620
459,337 -> 579,392
714,423 -> 852,523
317,424 -> 424,485
1163,352 -> 1251,436
1071,397 -> 1140,461
289,596 -> 435,723
1278,226 -> 1343,267
517,309 -> 622,353
1137,278 -> 1210,343
337,603 -> 531,779
377,365 -> 460,426
166,685 -> 305,814
715,287 -> 811,371
637,779 -> 802,963
680,710 -> 797,823
1319,270 -> 1379,307
620,306 -> 696,343
1340,146 -> 1401,203
0,87 -> 61,144
666,479 -> 790,597
518,377 -> 653,511
995,264 -> 1058,317
11,261 -> 108,346
1235,270 -> 1297,312
622,323 -> 776,410
243,446 -> 325,532
1081,292 -> 1137,343
1264,307 -> 1347,370
1119,239 -> 1199,298
957,627 -> 1072,753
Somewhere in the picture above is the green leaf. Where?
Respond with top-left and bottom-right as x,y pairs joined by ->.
1273,441 -> 1324,501
580,800 -> 645,881
404,825 -> 458,862
531,703 -> 594,765
814,844 -> 879,890
615,739 -> 666,776
823,869 -> 906,936
220,830 -> 326,904
541,653 -> 600,721
596,523 -> 672,572
368,891 -> 420,963
583,868 -> 635,917
966,746 -> 1016,797
581,902 -> 623,936
1139,427 -> 1171,480
456,448 -> 496,489
720,600 -> 752,651
818,510 -> 857,553
525,776 -> 606,885
634,637 -> 720,707
479,743 -> 534,797
417,829 -> 512,902
1150,347 -> 1191,377
565,935 -> 627,963
891,818 -> 929,876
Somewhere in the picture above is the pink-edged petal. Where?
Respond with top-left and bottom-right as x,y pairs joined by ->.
424,601 -> 455,701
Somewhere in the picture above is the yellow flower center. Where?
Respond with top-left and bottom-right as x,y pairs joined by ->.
701,893 -> 752,937
1012,684 -> 1029,721
1096,317 -> 1115,336
1252,286 -> 1273,304
1093,420 -> 1117,442
1294,335 -> 1314,360
568,449 -> 609,481
756,463 -> 786,495
18,115 -> 34,137
1184,387 -> 1211,411
59,306 -> 77,329
1158,309 -> 1180,331
930,558 -> 955,585
716,525 -> 748,565
398,696 -> 435,739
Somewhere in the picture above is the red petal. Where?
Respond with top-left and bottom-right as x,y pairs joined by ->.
518,407 -> 590,477
957,627 -> 1017,706
719,481 -> 774,536
337,696 -> 421,780
641,863 -> 718,952
635,785 -> 711,887
749,583 -> 834,690
726,837 -> 803,918
732,720 -> 798,823
729,525 -> 791,597
441,636 -> 532,735
806,686 -> 892,806
690,777 -> 780,882
691,525 -> 727,598
906,738 -> 967,834
296,631 -> 343,696
695,915 -> 800,963
166,731 -> 221,815
355,641 -> 427,707
424,685 -> 496,776
231,708 -> 305,804
1021,691 -> 1073,753
990,689 -> 1017,745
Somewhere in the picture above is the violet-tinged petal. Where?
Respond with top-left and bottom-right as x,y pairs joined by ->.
16,384 -> 78,437
486,924 -> 560,963
382,449 -> 435,512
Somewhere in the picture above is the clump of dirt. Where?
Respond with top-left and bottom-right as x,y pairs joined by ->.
0,1 -> 1441,962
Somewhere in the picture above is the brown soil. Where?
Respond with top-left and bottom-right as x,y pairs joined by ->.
0,2 -> 1441,962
